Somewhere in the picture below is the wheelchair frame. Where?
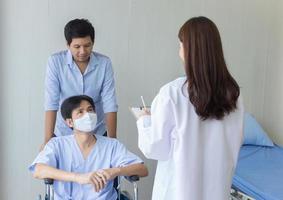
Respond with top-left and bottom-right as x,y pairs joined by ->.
38,176 -> 140,200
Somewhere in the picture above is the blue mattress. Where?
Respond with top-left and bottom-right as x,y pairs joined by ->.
232,145 -> 283,200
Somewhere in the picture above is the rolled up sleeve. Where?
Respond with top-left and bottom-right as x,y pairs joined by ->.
29,138 -> 58,173
111,140 -> 143,167
101,60 -> 118,113
44,56 -> 60,111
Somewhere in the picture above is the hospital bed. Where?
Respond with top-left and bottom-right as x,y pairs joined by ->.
38,175 -> 140,200
230,144 -> 283,200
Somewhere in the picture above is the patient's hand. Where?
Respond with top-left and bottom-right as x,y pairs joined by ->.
75,168 -> 120,192
99,168 -> 120,181
75,171 -> 107,192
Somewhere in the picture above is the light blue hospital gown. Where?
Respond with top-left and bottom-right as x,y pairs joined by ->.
29,135 -> 143,200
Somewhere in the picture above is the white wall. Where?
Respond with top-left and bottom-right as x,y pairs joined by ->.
261,1 -> 283,144
0,0 -> 282,199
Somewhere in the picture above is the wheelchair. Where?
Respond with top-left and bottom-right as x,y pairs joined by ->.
38,176 -> 140,200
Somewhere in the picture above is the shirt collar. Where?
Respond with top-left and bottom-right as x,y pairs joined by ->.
66,49 -> 73,66
66,50 -> 99,73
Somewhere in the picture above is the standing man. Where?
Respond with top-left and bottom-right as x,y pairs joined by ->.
43,18 -> 118,147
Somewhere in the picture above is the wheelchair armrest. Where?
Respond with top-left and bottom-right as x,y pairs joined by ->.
43,176 -> 139,185
43,176 -> 139,184
124,175 -> 140,182
44,178 -> 54,185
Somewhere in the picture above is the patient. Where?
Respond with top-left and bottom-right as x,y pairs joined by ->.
29,95 -> 148,200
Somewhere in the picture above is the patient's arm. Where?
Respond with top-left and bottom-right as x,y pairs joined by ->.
76,163 -> 148,185
77,163 -> 148,192
90,163 -> 148,183
33,163 -> 77,182
33,163 -> 148,192
34,163 -> 107,192
114,163 -> 148,178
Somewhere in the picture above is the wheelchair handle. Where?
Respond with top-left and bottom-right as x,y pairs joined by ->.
127,175 -> 140,182
44,178 -> 54,185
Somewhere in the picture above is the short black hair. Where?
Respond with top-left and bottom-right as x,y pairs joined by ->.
61,95 -> 95,120
64,18 -> 95,45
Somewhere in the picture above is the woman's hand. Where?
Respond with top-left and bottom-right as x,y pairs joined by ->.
137,108 -> 151,119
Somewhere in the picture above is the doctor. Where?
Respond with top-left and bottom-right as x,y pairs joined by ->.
136,16 -> 244,200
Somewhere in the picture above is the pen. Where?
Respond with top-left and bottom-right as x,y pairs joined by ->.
140,96 -> 147,110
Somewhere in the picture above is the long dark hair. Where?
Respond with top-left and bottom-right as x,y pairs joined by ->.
178,16 -> 240,120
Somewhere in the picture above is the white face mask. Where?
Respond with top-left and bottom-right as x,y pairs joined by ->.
73,112 -> 97,133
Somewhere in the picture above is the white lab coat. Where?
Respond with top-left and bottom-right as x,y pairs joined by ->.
137,77 -> 244,200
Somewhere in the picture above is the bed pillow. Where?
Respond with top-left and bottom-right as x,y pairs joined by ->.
243,113 -> 274,147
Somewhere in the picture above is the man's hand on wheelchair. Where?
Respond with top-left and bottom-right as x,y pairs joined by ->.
75,168 -> 120,192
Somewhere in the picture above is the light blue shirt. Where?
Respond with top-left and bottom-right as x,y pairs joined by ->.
29,135 -> 143,200
45,50 -> 118,136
